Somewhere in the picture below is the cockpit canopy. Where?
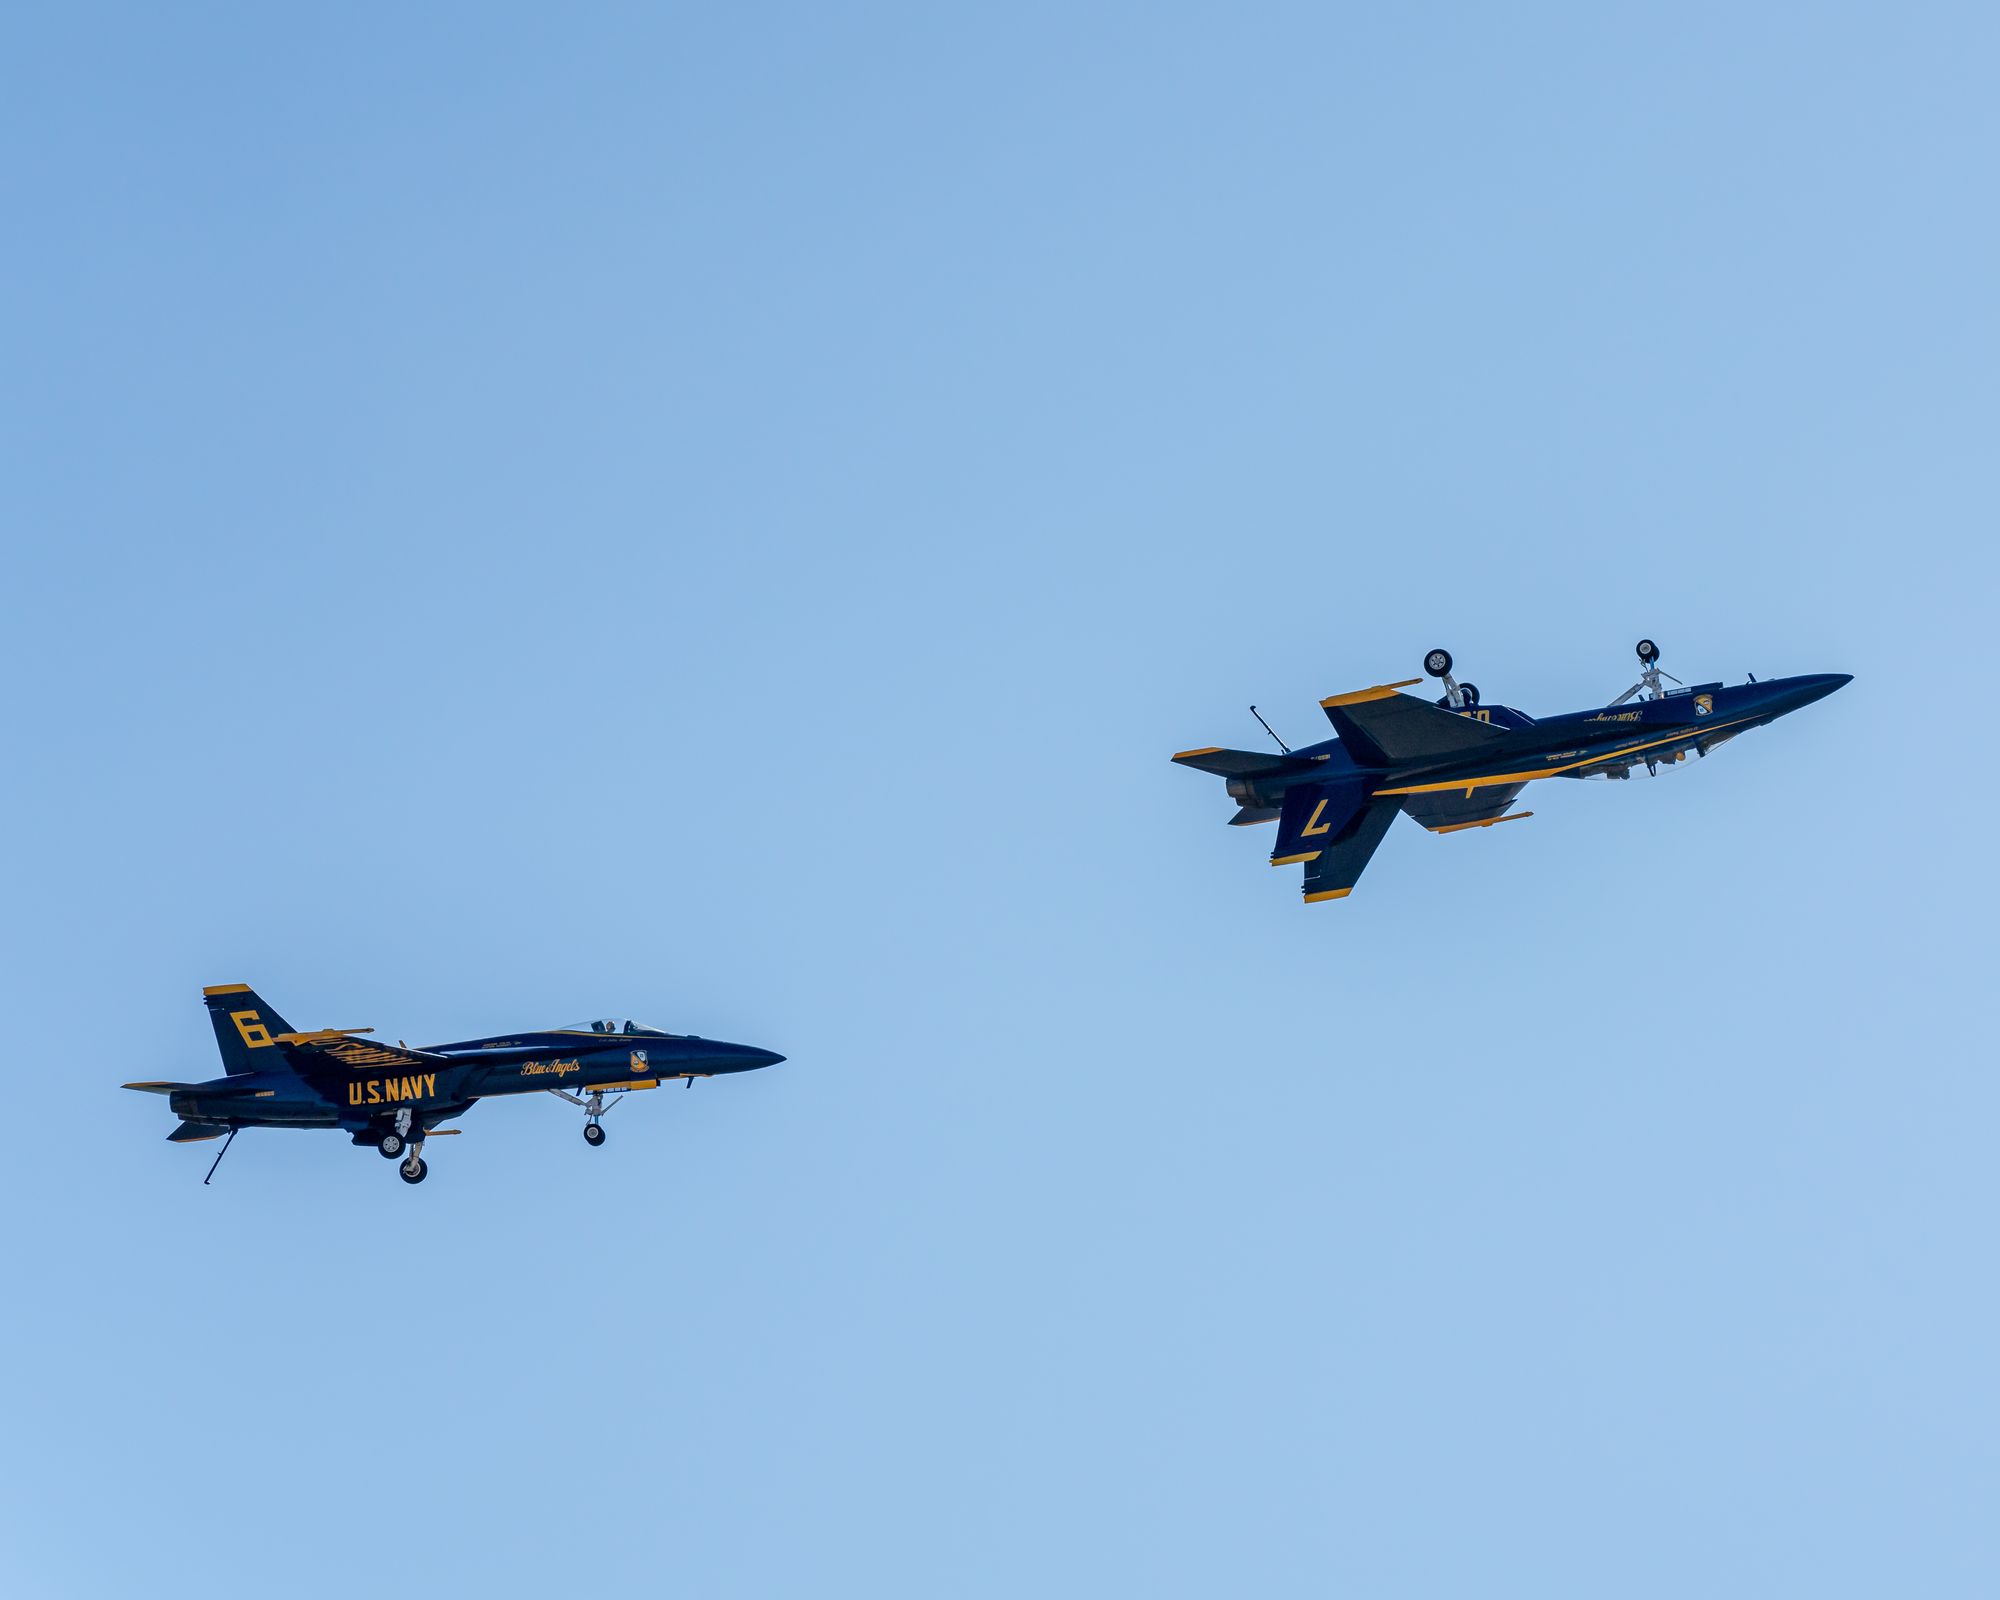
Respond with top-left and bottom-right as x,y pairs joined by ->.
550,1019 -> 683,1037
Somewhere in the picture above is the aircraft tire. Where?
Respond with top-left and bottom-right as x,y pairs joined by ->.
1636,638 -> 1659,663
584,1123 -> 607,1147
1424,648 -> 1453,677
378,1132 -> 405,1159
399,1158 -> 428,1185
1459,682 -> 1480,706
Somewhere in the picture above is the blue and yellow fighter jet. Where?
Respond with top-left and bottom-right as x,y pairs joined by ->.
124,986 -> 786,1185
1173,640 -> 1850,904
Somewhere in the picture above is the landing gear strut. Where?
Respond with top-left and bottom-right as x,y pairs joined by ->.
1424,646 -> 1470,710
378,1107 -> 413,1159
1612,638 -> 1683,705
550,1086 -> 617,1146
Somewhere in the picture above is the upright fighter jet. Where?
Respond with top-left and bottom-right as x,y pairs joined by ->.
1172,641 -> 1849,904
124,985 -> 785,1185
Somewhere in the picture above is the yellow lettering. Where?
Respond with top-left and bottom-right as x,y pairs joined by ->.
366,1082 -> 380,1104
348,1082 -> 362,1106
231,1010 -> 274,1049
1302,800 -> 1333,837
424,1073 -> 436,1098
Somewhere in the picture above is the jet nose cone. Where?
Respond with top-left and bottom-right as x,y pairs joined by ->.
1796,672 -> 1853,706
721,1043 -> 785,1070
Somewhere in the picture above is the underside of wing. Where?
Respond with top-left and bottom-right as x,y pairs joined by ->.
1399,783 -> 1531,832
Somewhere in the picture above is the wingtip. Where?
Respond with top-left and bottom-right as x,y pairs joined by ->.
1319,678 -> 1423,708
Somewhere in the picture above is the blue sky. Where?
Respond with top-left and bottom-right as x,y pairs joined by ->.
3,3 -> 1996,1594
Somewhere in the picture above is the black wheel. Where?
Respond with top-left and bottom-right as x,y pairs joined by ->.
1423,648 -> 1453,678
1459,682 -> 1480,706
584,1122 -> 607,1147
399,1157 -> 428,1185
378,1132 -> 405,1159
1636,638 -> 1659,664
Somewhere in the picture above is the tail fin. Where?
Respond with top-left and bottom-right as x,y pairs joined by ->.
202,984 -> 297,1076
1270,778 -> 1399,902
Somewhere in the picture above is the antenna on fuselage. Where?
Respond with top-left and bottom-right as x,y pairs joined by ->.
1249,705 -> 1291,754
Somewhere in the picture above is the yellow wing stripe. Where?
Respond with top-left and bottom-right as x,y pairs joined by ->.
202,984 -> 251,996
1170,746 -> 1224,761
1319,678 -> 1423,708
1303,888 -> 1352,902
1427,811 -> 1535,835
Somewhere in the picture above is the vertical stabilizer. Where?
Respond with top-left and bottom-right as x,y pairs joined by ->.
202,984 -> 297,1077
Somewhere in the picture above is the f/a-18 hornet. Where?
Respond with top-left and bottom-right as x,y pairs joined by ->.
1173,640 -> 1849,904
124,986 -> 786,1185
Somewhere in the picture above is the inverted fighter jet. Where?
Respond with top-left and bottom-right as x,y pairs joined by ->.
124,985 -> 785,1185
1173,640 -> 1849,904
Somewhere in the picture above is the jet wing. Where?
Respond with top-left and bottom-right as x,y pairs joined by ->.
1320,681 -> 1509,766
276,1032 -> 449,1075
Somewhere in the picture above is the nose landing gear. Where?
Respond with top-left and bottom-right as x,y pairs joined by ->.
550,1086 -> 619,1147
1612,638 -> 1683,706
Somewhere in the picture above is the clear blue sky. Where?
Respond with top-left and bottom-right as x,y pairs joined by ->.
4,3 -> 1995,1595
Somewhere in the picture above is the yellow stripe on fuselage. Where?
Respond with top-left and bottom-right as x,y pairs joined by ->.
1372,713 -> 1757,795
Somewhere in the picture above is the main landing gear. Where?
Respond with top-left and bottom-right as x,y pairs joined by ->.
363,1109 -> 430,1183
378,1107 -> 413,1159
1423,647 -> 1478,711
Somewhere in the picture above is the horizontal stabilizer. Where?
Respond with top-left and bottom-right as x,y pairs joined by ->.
169,1120 -> 229,1142
122,1081 -> 186,1095
1171,747 -> 1299,779
1320,684 -> 1508,767
1228,806 -> 1281,826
